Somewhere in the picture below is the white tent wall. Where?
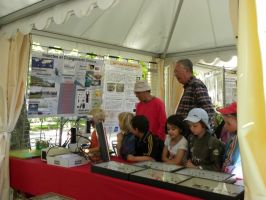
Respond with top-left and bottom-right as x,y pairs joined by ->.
164,48 -> 237,67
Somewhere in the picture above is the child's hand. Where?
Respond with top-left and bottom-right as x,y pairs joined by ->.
186,160 -> 197,168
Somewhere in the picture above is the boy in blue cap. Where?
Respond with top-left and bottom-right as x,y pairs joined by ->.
184,108 -> 224,171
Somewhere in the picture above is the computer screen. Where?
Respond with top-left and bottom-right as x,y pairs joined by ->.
95,122 -> 110,162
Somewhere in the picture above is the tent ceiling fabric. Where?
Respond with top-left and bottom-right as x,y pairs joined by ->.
0,0 -> 237,62
0,0 -> 117,38
0,0 -> 42,17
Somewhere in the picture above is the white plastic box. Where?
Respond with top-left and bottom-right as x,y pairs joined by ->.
47,153 -> 89,168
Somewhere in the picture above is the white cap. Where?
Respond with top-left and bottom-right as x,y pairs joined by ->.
134,80 -> 151,92
184,108 -> 210,130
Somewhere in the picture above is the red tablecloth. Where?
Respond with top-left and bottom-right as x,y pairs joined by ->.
9,157 -> 202,200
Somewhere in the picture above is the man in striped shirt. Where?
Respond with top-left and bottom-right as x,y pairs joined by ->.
174,59 -> 215,128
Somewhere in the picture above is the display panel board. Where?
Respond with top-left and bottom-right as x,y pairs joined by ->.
28,51 -> 104,117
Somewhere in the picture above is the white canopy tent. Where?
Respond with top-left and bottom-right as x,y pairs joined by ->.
0,0 -> 237,61
2,0 -> 257,199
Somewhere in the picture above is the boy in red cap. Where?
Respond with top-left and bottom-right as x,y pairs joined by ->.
218,102 -> 242,177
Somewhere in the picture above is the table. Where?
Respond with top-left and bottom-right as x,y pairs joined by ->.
9,157 -> 202,200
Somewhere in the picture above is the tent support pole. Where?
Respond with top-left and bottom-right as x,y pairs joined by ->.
160,0 -> 184,59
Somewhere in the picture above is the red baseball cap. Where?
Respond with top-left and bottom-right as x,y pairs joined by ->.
218,102 -> 237,114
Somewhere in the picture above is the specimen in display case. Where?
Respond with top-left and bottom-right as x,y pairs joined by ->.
178,177 -> 244,200
91,161 -> 145,180
175,167 -> 233,182
133,161 -> 183,172
129,168 -> 190,190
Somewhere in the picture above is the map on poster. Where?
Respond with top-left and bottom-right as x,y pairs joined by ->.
27,51 -> 104,117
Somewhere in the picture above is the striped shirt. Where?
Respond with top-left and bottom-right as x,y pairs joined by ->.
135,132 -> 163,161
222,133 -> 241,173
176,76 -> 215,125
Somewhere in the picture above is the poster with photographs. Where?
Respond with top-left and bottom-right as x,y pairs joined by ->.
27,51 -> 104,117
28,52 -> 63,117
103,60 -> 142,133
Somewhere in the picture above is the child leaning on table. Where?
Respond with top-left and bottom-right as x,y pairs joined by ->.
86,108 -> 106,162
161,114 -> 188,165
184,108 -> 224,171
116,112 -> 136,161
218,102 -> 243,178
127,115 -> 164,162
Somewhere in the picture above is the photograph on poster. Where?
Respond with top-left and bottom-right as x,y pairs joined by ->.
30,76 -> 55,88
92,80 -> 101,86
32,57 -> 54,69
85,71 -> 102,87
107,83 -> 116,92
28,104 -> 38,115
29,90 -> 57,99
116,83 -> 124,92
89,64 -> 95,70
75,88 -> 90,114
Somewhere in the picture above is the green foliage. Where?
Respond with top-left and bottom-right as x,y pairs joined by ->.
30,123 -> 59,131
35,139 -> 50,150
213,104 -> 224,128
85,53 -> 97,59
193,70 -> 199,77
140,61 -> 148,80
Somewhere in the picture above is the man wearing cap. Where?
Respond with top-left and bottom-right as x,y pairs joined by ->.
134,80 -> 167,140
184,108 -> 224,171
218,102 -> 242,177
174,59 -> 215,127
